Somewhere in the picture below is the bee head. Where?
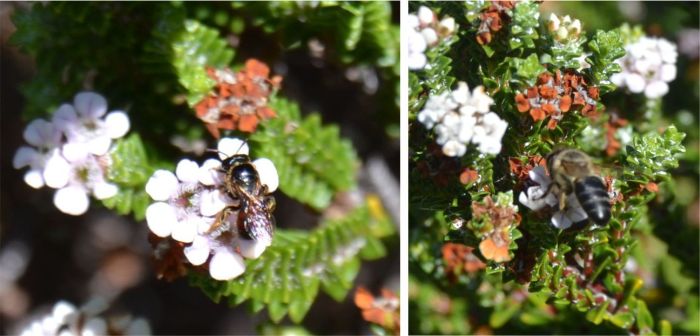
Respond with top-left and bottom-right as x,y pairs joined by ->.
222,154 -> 259,193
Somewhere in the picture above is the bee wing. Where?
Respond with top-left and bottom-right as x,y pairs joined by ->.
243,201 -> 275,245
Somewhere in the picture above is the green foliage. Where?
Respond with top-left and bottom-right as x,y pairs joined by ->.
251,97 -> 358,210
11,2 -> 397,330
189,202 -> 394,323
410,1 -> 696,335
103,134 -> 162,220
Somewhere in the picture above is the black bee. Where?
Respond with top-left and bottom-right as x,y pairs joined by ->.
213,153 -> 275,243
545,148 -> 611,228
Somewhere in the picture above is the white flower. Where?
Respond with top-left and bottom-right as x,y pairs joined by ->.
13,92 -> 130,216
52,93 -> 129,156
613,36 -> 678,99
145,137 -> 278,281
417,82 -> 507,157
518,166 -> 589,230
408,7 -> 456,71
13,119 -> 62,189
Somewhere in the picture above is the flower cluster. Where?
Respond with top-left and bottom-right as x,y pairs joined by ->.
145,138 -> 278,281
610,36 -> 678,99
515,70 -> 600,129
475,0 -> 515,45
417,82 -> 508,156
17,299 -> 150,336
442,242 -> 486,281
407,6 -> 456,70
546,13 -> 582,42
13,92 -> 130,215
467,193 -> 520,263
518,166 -> 588,230
354,287 -> 400,335
195,59 -> 282,138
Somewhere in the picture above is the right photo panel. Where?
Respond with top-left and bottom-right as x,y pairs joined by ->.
408,1 -> 699,335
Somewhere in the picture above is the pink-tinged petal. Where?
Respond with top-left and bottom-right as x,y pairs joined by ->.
54,186 -> 90,216
171,216 -> 199,243
105,111 -> 130,139
238,239 -> 269,259
24,169 -> 45,189
74,92 -> 107,119
93,182 -> 118,200
209,248 -> 245,280
13,146 -> 38,169
24,119 -> 58,148
551,211 -> 572,230
198,159 -> 223,186
175,159 -> 200,183
184,235 -> 211,266
217,138 -> 249,160
146,202 -> 176,237
660,64 -> 676,82
145,170 -> 178,201
625,73 -> 646,93
200,189 -> 230,217
86,136 -> 112,156
61,142 -> 90,162
43,152 -> 71,189
52,104 -> 78,132
253,158 -> 278,193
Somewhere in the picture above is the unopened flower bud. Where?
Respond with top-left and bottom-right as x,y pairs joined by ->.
547,13 -> 560,32
439,17 -> 456,35
569,19 -> 582,36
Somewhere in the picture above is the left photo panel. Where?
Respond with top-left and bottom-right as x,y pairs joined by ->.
0,2 -> 399,334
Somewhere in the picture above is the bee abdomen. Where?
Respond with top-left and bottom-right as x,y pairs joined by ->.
574,176 -> 611,225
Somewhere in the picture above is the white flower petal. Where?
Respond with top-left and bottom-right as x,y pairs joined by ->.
625,73 -> 646,93
61,142 -> 90,162
209,248 -> 246,280
93,182 -> 118,200
551,211 -> 572,230
24,169 -> 45,189
125,318 -> 151,335
442,140 -> 466,157
417,6 -> 433,25
172,216 -> 199,243
74,92 -> 107,119
421,28 -> 438,46
528,166 -> 551,186
439,17 -> 455,34
184,235 -> 212,266
253,158 -> 279,193
645,80 -> 669,99
52,104 -> 78,133
82,318 -> 107,336
13,146 -> 37,169
52,301 -> 77,322
217,138 -> 249,159
146,202 -> 176,237
145,170 -> 178,201
43,152 -> 71,189
407,52 -> 427,70
105,111 -> 130,139
660,64 -> 677,82
176,159 -> 200,183
198,159 -> 223,186
200,189 -> 230,217
86,135 -> 112,156
54,186 -> 90,216
24,119 -> 58,148
238,239 -> 269,259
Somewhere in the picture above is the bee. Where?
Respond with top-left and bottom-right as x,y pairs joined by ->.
212,152 -> 276,244
544,148 -> 611,228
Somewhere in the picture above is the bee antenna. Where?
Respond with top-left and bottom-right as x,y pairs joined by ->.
205,148 -> 228,157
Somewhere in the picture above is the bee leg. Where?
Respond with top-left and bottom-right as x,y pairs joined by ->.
207,206 -> 238,234
264,196 -> 276,212
558,192 -> 567,211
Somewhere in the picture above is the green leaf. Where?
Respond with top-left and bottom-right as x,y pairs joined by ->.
251,97 -> 358,210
